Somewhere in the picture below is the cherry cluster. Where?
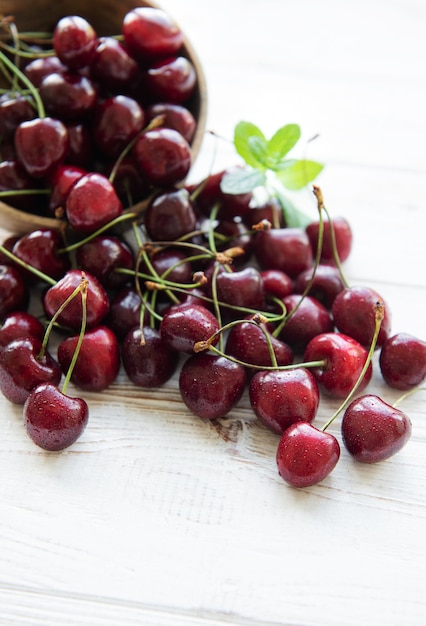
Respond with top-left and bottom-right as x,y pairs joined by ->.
1,9 -> 425,490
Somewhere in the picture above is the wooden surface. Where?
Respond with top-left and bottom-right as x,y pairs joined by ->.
1,1 -> 425,625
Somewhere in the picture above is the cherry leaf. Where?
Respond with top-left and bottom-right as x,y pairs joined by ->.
267,124 -> 301,162
234,121 -> 267,168
220,168 -> 266,194
275,159 -> 323,190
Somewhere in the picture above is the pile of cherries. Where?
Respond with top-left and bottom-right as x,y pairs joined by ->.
1,9 -> 425,489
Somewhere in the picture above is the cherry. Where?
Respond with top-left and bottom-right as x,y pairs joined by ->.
57,326 -> 120,392
215,267 -> 265,315
53,15 -> 98,70
341,394 -> 412,463
303,332 -> 372,398
148,248 -> 193,285
48,164 -> 86,215
132,127 -> 192,187
306,216 -> 353,265
160,303 -> 220,354
0,235 -> 19,265
379,333 -> 426,390
24,382 -> 89,451
0,311 -> 45,350
332,286 -> 391,348
214,220 -> 253,267
225,319 -> 294,371
0,264 -> 28,319
122,7 -> 183,62
92,95 -> 145,159
14,117 -> 69,179
278,294 -> 334,353
253,228 -> 313,278
122,326 -> 179,387
243,197 -> 284,229
65,122 -> 94,168
250,368 -> 319,435
144,187 -> 197,241
144,56 -> 197,104
276,422 -> 340,488
0,94 -> 36,139
43,270 -> 109,330
75,235 -> 134,290
0,159 -> 37,211
0,336 -> 61,404
261,269 -> 293,301
179,352 -> 246,420
190,169 -> 252,220
24,55 -> 66,88
12,228 -> 70,281
106,287 -> 143,339
65,172 -> 123,233
90,36 -> 139,92
294,264 -> 345,309
39,72 -> 97,121
145,103 -> 196,143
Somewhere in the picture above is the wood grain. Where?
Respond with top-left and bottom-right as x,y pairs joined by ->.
1,0 -> 425,625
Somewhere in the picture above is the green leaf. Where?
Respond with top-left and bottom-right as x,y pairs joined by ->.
248,135 -> 269,167
234,121 -> 267,168
274,190 -> 312,229
275,159 -> 323,190
267,124 -> 301,162
220,168 -> 267,195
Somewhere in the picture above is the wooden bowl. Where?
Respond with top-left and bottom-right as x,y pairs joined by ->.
0,0 -> 207,234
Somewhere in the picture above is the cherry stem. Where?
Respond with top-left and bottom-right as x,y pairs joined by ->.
0,49 -> 45,117
321,203 -> 350,289
0,243 -> 56,285
321,301 -> 385,431
57,212 -> 138,254
0,189 -> 50,198
392,386 -> 425,409
62,275 -> 88,395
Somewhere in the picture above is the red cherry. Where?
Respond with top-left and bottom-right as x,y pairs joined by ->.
379,333 -> 426,390
39,72 -> 97,121
132,127 -> 192,187
90,36 -> 139,92
0,159 -> 37,211
65,172 -> 123,233
253,228 -> 313,278
294,264 -> 345,309
279,294 -> 334,353
53,15 -> 97,70
144,56 -> 197,104
146,103 -> 196,143
14,117 -> 69,179
48,164 -> 86,215
24,382 -> 88,451
341,394 -> 412,463
24,55 -> 66,88
261,269 -> 293,301
75,235 -> 134,290
160,303 -> 220,354
0,264 -> 28,318
122,7 -> 183,62
122,326 -> 179,388
92,95 -> 145,159
306,217 -> 353,265
225,319 -> 294,371
12,228 -> 70,281
250,368 -> 319,435
144,188 -> 197,241
215,267 -> 265,316
0,94 -> 36,138
276,422 -> 340,488
0,311 -> 45,351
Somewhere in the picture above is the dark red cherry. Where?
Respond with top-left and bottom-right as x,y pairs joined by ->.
0,264 -> 28,319
24,55 -> 66,88
253,228 -> 313,278
179,352 -> 246,420
0,235 -> 19,265
304,332 -> 372,398
379,333 -> 426,390
106,287 -> 144,339
122,326 -> 179,387
65,172 -> 123,233
90,36 -> 139,92
341,394 -> 412,463
24,382 -> 88,451
294,265 -> 345,308
57,325 -> 120,392
0,336 -> 61,404
250,368 -> 319,435
261,269 -> 293,301
107,156 -> 148,208
92,95 -> 145,159
215,267 -> 265,315
14,117 -> 69,179
332,286 -> 391,348
0,94 -> 36,139
76,235 -> 134,290
225,319 -> 294,371
132,127 -> 191,187
145,103 -> 196,143
279,294 -> 334,353
306,216 -> 353,265
48,164 -> 86,215
53,15 -> 97,70
122,7 -> 183,62
149,248 -> 193,285
0,311 -> 44,350
39,72 -> 97,121
0,159 -> 37,211
145,56 -> 197,104
144,188 -> 197,241
276,422 -> 340,488
43,270 -> 109,330
160,303 -> 219,354
12,228 -> 70,282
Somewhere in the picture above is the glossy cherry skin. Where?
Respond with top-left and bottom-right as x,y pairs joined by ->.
261,269 -> 293,301
0,264 -> 28,319
160,303 -> 219,354
106,287 -> 143,339
253,228 -> 313,278
92,95 -> 145,159
279,294 -> 334,353
144,56 -> 197,104
225,319 -> 294,371
303,332 -> 372,399
57,326 -> 120,392
306,217 -> 353,265
12,228 -> 70,282
216,267 -> 265,315
14,117 -> 69,179
122,326 -> 179,387
146,103 -> 196,143
0,94 -> 35,139
122,7 -> 183,62
294,264 -> 345,309
75,235 -> 134,290
90,36 -> 139,92
0,311 -> 45,351
43,270 -> 109,331
53,15 -> 97,70
24,55 -> 66,88
39,72 -> 97,121
276,422 -> 340,488
332,286 -> 391,348
132,127 -> 192,187
0,337 -> 61,404
341,394 -> 412,463
179,352 -> 247,420
65,172 -> 123,233
249,368 -> 319,435
149,248 -> 193,285
24,382 -> 89,451
145,188 -> 197,241
379,333 -> 426,390
48,164 -> 86,215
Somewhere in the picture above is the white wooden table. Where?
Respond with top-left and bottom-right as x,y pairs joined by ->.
1,1 -> 425,624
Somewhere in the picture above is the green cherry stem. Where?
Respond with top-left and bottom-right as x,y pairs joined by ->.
0,243 -> 56,286
0,49 -> 45,117
57,212 -> 138,254
61,275 -> 88,395
321,301 -> 385,431
321,204 -> 350,288
392,386 -> 425,409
